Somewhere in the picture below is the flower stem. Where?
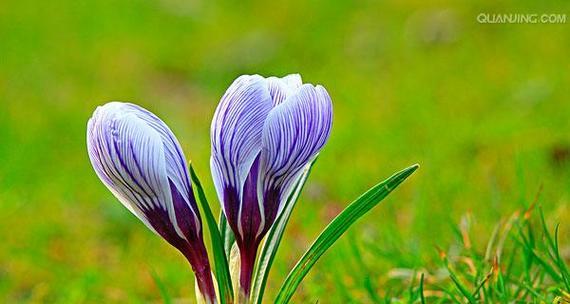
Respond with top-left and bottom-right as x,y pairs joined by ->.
237,242 -> 259,303
182,242 -> 217,304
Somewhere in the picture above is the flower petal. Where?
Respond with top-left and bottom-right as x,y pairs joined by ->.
210,75 -> 273,224
266,74 -> 303,106
87,102 -> 199,239
259,84 -> 333,221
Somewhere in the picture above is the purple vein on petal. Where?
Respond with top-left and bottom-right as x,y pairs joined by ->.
259,84 -> 333,233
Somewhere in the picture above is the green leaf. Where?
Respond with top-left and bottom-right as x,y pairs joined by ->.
539,208 -> 570,290
250,161 -> 314,304
419,273 -> 426,304
189,164 -> 233,304
443,257 -> 476,304
274,164 -> 419,303
219,211 -> 235,260
149,268 -> 173,304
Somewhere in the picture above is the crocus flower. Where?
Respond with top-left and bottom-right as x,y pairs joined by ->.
210,74 -> 333,296
87,102 -> 217,303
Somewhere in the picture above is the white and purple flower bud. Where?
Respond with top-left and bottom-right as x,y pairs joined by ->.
87,102 -> 216,303
210,74 -> 333,296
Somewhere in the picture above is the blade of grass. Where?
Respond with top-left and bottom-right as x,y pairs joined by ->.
419,273 -> 426,304
495,270 -> 509,303
348,233 -> 381,304
472,264 -> 494,300
149,268 -> 173,304
553,224 -> 570,291
219,211 -> 235,259
509,276 -> 545,301
274,164 -> 419,304
539,208 -> 570,291
189,164 -> 233,304
407,269 -> 418,304
514,234 -> 562,282
484,222 -> 501,261
443,257 -> 476,304
250,161 -> 314,304
439,286 -> 462,304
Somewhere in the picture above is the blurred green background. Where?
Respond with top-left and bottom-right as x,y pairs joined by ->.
1,0 -> 569,302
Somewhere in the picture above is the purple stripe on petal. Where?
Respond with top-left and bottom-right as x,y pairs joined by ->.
170,179 -> 201,239
259,84 -> 333,220
221,185 -> 240,235
88,102 -> 216,301
209,74 -> 333,297
238,155 -> 262,241
121,103 -> 196,217
266,74 -> 302,106
139,195 -> 215,300
87,102 -> 201,237
210,75 -> 273,238
141,201 -> 184,248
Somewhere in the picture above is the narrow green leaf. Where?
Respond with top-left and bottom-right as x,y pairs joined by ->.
439,286 -> 462,304
407,269 -> 418,303
538,208 -> 556,261
539,208 -> 570,290
149,269 -> 173,304
219,211 -> 235,259
553,224 -> 570,291
514,234 -> 562,282
189,164 -> 233,304
250,162 -> 314,304
444,259 -> 476,304
513,277 -> 544,300
419,273 -> 426,304
274,164 -> 419,304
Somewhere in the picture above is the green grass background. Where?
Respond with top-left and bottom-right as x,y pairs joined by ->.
0,0 -> 569,302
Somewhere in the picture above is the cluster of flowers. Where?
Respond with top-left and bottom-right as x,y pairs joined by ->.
87,74 -> 332,303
